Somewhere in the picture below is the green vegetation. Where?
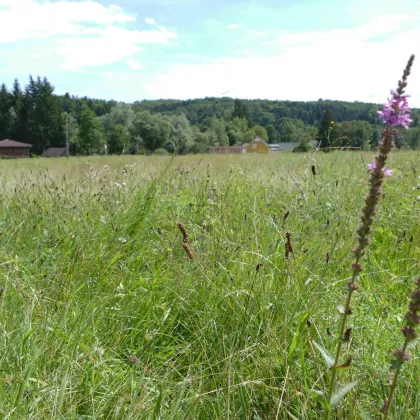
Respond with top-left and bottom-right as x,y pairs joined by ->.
1,77 -> 420,155
1,152 -> 419,418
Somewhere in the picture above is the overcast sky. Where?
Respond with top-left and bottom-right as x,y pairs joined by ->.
0,0 -> 419,105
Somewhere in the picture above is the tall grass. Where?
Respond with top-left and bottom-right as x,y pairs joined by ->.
0,152 -> 419,418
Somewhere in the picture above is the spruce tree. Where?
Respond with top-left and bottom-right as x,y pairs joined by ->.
0,83 -> 12,138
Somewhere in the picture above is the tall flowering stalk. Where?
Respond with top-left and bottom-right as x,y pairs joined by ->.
324,55 -> 415,419
381,278 -> 420,418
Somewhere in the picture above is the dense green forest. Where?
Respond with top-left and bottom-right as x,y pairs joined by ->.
1,75 -> 419,155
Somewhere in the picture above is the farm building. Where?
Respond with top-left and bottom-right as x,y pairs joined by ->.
209,138 -> 318,154
0,139 -> 32,158
269,142 -> 299,152
210,145 -> 246,154
246,137 -> 270,153
41,147 -> 68,158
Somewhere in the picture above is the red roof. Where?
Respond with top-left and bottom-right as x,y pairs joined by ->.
0,139 -> 32,148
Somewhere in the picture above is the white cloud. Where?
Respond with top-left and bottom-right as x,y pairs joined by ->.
228,24 -> 241,29
277,14 -> 415,46
144,15 -> 420,106
0,0 -> 176,69
145,17 -> 156,25
127,60 -> 144,70
0,0 -> 134,41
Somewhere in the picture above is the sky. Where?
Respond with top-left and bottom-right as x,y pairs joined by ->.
0,0 -> 419,105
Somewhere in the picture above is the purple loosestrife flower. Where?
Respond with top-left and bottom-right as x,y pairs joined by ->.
377,90 -> 412,128
324,55 -> 415,420
367,162 -> 393,176
367,162 -> 376,171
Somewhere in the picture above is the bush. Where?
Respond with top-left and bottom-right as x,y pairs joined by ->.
153,148 -> 169,156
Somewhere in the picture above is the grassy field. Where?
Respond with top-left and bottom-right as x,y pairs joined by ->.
0,152 -> 419,419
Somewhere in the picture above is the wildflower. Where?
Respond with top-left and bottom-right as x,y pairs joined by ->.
382,276 -> 420,417
378,91 -> 412,128
367,162 -> 393,176
324,54 -> 415,419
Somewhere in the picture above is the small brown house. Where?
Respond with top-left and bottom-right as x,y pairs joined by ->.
0,139 -> 32,158
246,137 -> 270,153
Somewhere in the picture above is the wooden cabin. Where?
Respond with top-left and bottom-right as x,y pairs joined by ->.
0,139 -> 32,158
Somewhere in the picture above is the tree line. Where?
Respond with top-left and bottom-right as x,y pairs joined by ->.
1,75 -> 419,155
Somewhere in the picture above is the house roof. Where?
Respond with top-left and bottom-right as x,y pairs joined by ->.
269,142 -> 299,151
41,147 -> 67,157
0,139 -> 32,148
246,137 -> 270,147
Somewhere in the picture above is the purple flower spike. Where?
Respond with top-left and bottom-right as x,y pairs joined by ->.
377,90 -> 412,129
367,161 -> 392,176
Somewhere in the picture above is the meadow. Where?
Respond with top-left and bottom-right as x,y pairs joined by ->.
0,151 -> 419,419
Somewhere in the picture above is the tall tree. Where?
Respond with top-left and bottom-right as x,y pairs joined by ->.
334,120 -> 374,149
205,116 -> 229,146
166,114 -> 194,153
62,112 -> 79,152
100,103 -> 135,136
107,124 -> 127,154
132,110 -> 172,152
265,124 -> 280,143
227,117 -> 248,145
24,76 -> 64,153
316,107 -> 336,149
232,99 -> 249,122
0,83 -> 12,138
78,106 -> 103,154
246,124 -> 268,142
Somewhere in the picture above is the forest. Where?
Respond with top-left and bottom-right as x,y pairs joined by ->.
1,75 -> 419,155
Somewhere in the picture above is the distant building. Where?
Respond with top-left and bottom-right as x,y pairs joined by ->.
0,139 -> 32,158
245,137 -> 270,153
41,147 -> 68,158
269,143 -> 299,152
210,137 -> 317,154
210,145 -> 246,154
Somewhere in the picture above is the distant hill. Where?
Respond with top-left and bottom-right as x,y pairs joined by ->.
131,97 -> 420,128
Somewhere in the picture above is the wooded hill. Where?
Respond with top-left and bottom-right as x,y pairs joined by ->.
1,75 -> 419,155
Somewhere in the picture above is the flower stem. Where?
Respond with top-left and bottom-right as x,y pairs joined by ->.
324,270 -> 358,420
381,338 -> 409,419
